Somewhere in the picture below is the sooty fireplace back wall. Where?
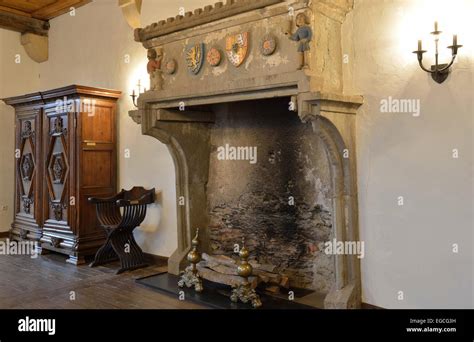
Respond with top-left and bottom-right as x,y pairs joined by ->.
130,0 -> 363,308
208,98 -> 335,293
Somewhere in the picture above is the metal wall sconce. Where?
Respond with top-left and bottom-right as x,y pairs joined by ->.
130,79 -> 146,108
412,21 -> 462,84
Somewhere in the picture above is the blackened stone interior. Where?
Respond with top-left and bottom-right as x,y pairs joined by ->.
207,98 -> 335,293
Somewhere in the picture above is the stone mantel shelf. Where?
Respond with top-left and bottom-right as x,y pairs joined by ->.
130,91 -> 363,125
136,70 -> 308,110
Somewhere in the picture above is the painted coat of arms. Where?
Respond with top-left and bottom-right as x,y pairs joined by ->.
225,32 -> 249,67
185,43 -> 205,75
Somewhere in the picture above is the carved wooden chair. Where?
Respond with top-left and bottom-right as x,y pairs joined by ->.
88,187 -> 155,274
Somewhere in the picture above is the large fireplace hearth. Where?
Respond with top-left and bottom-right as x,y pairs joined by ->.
207,98 -> 335,294
130,0 -> 363,308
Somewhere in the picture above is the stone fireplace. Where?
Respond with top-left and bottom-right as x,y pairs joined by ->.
130,0 -> 363,308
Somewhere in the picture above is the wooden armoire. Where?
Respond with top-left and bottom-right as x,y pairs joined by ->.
3,85 -> 121,264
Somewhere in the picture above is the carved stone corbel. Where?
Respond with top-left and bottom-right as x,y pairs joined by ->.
118,0 -> 142,29
21,33 -> 48,63
297,92 -> 363,122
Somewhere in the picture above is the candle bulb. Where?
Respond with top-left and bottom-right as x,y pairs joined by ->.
418,40 -> 422,51
434,21 -> 438,32
453,34 -> 457,46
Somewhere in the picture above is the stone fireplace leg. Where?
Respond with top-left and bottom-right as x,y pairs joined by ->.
298,94 -> 363,308
141,108 -> 214,275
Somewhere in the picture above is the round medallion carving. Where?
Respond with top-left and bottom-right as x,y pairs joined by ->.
260,34 -> 277,56
206,47 -> 222,67
164,59 -> 177,74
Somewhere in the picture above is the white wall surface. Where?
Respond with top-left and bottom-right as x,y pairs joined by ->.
343,0 -> 473,308
0,29 -> 40,232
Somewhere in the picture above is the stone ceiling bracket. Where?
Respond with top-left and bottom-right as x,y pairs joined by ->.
21,33 -> 49,63
118,0 -> 142,29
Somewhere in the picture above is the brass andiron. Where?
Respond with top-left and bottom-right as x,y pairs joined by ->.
230,238 -> 262,308
178,228 -> 203,292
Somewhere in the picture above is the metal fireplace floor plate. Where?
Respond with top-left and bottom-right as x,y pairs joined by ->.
136,273 -> 316,309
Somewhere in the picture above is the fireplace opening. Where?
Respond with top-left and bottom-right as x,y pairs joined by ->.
206,97 -> 335,308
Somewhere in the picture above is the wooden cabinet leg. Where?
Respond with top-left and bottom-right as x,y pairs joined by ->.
66,255 -> 86,265
36,245 -> 51,255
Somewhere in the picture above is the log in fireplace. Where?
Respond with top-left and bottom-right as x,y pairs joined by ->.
130,0 -> 363,308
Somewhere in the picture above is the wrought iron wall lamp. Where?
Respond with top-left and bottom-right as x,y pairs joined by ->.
412,21 -> 462,83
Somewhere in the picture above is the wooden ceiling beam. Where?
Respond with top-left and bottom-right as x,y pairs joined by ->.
0,5 -> 31,17
31,0 -> 91,20
0,10 -> 49,35
0,0 -> 53,13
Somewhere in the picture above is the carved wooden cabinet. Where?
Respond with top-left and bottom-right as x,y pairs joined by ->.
3,85 -> 121,264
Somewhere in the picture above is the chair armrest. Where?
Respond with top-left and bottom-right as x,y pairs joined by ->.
88,191 -> 125,204
115,191 -> 155,207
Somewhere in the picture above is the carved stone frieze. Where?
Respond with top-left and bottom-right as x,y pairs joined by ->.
225,32 -> 248,67
185,43 -> 205,74
147,48 -> 163,90
260,34 -> 277,56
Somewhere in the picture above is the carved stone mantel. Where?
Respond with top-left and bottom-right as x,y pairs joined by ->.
130,0 -> 363,309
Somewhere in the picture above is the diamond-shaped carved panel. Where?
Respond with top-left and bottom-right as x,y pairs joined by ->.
20,153 -> 34,181
49,152 -> 67,184
46,133 -> 69,203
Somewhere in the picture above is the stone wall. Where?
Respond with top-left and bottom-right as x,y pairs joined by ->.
207,98 -> 335,293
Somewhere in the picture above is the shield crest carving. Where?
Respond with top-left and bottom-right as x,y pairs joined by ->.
185,43 -> 205,75
225,32 -> 249,67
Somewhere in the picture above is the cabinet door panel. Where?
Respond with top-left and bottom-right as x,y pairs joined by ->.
81,106 -> 113,143
13,108 -> 43,240
43,109 -> 72,226
82,150 -> 113,188
17,117 -> 37,217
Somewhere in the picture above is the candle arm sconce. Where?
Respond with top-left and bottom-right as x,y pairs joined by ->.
130,80 -> 146,108
130,90 -> 138,108
413,22 -> 463,84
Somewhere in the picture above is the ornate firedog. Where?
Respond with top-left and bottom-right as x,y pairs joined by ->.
178,228 -> 204,292
230,239 -> 262,308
